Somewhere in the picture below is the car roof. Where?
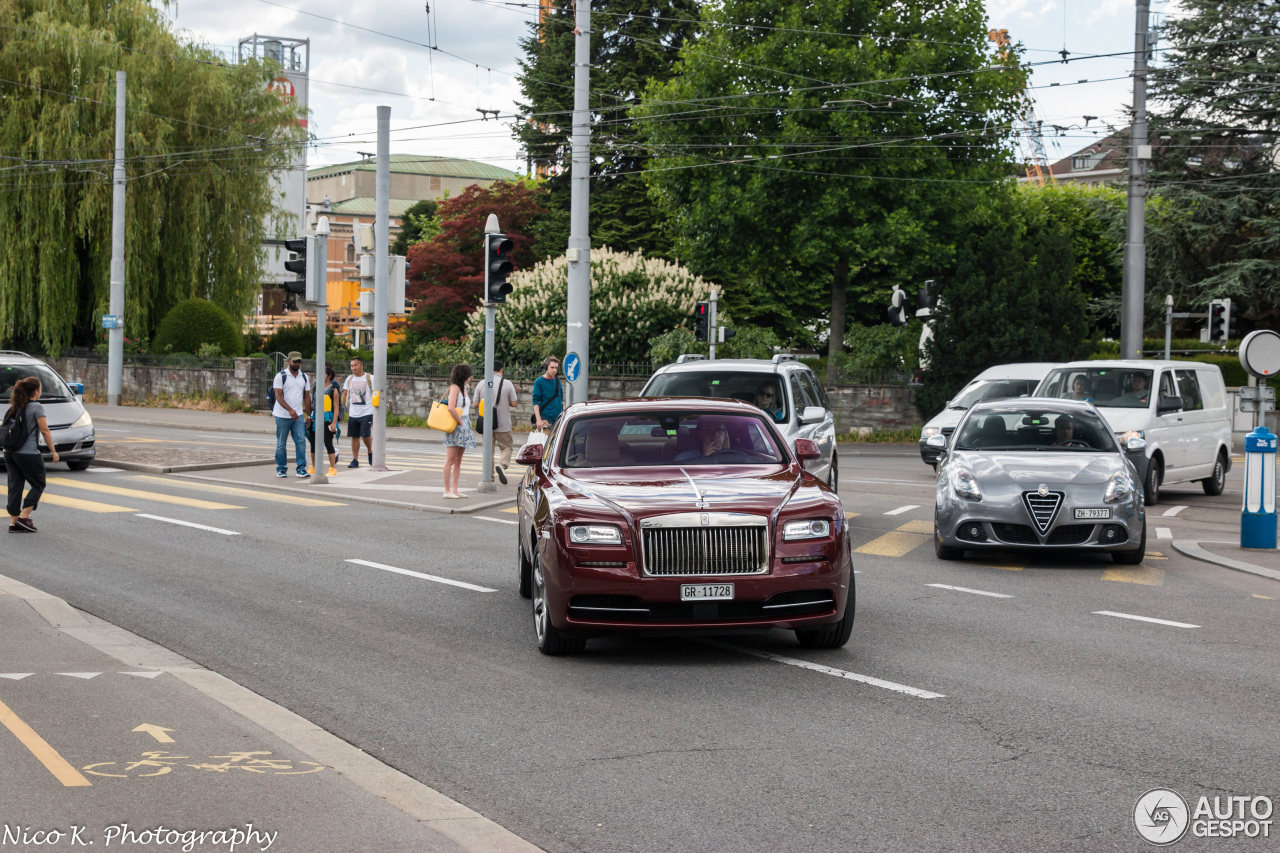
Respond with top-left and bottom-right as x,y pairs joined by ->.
973,362 -> 1058,381
967,397 -> 1099,415
562,396 -> 766,417
653,358 -> 807,375
1048,359 -> 1218,370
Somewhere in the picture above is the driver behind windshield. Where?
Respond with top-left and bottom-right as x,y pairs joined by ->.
754,381 -> 783,420
675,418 -> 731,461
1051,416 -> 1077,446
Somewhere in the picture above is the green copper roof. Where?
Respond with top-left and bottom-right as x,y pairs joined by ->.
308,154 -> 518,181
324,198 -> 421,217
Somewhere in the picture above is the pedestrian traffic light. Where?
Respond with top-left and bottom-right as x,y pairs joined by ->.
283,236 -> 310,296
694,301 -> 710,341
485,233 -> 514,303
1208,298 -> 1231,343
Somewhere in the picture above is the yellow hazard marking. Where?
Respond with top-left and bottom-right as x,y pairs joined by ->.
1143,551 -> 1169,560
0,697 -> 92,786
129,476 -> 346,507
45,478 -> 241,510
34,492 -> 137,513
1102,566 -> 1166,585
844,511 -> 860,519
1253,594 -> 1274,600
500,506 -> 520,514
132,724 -> 175,743
974,558 -> 1024,571
895,519 -> 934,535
855,531 -> 929,558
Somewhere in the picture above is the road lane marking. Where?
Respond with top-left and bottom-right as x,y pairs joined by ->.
120,671 -> 164,679
855,530 -> 929,557
132,724 -> 175,743
130,476 -> 346,507
0,674 -> 33,680
844,511 -> 860,519
1101,566 -> 1166,585
46,478 -> 241,510
926,583 -> 1012,599
1156,527 -> 1173,539
1254,594 -> 1275,600
0,697 -> 92,786
895,519 -> 933,534
345,559 -> 497,592
1162,505 -> 1188,517
885,505 -> 920,515
1093,610 -> 1199,629
135,514 -> 240,536
704,641 -> 944,699
1143,550 -> 1168,560
82,466 -> 123,473
475,516 -> 519,525
56,673 -> 100,679
500,506 -> 521,514
38,492 -> 137,513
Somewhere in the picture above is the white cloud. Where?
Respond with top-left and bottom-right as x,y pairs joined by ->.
1085,0 -> 1128,27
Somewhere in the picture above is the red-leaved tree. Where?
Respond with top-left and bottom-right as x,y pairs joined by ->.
406,180 -> 547,339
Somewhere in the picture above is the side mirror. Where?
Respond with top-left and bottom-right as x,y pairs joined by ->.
1157,395 -> 1183,415
516,443 -> 544,468
1125,436 -> 1148,453
926,434 -> 947,450
68,383 -> 84,396
799,406 -> 825,425
794,438 -> 821,461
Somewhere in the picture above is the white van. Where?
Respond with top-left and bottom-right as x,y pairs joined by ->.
919,363 -> 1057,467
1035,360 -> 1232,505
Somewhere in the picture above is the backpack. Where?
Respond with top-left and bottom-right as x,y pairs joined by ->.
0,406 -> 29,453
267,369 -> 307,411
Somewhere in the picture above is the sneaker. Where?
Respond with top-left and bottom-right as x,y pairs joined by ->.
8,523 -> 20,533
296,470 -> 309,478
16,517 -> 36,532
368,453 -> 374,466
277,471 -> 288,478
348,460 -> 360,469
327,467 -> 338,477
308,465 -> 315,474
495,466 -> 508,485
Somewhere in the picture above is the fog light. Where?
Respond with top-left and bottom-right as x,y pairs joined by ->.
957,523 -> 987,542
1101,524 -> 1128,543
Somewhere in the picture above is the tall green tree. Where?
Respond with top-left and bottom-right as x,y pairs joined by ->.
515,0 -> 699,260
1141,0 -> 1280,332
636,0 -> 1027,380
391,198 -> 439,256
0,0 -> 303,353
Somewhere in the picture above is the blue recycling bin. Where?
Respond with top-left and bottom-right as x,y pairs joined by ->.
1241,426 -> 1278,549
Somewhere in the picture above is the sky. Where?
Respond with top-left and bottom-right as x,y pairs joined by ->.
163,0 -> 1178,175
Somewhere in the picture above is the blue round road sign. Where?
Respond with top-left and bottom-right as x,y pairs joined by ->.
564,352 -> 581,382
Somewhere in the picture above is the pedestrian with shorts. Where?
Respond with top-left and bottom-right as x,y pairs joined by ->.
343,357 -> 375,468
471,361 -> 518,484
273,352 -> 312,479
307,364 -> 341,476
3,376 -> 58,532
442,363 -> 475,499
531,356 -> 563,432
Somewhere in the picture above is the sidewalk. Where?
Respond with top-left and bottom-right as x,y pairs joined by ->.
0,572 -> 539,853
1170,539 -> 1280,583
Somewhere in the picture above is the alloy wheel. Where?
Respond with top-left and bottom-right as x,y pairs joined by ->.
532,558 -> 547,646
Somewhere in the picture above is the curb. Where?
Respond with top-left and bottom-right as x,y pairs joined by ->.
171,472 -> 517,515
91,414 -> 447,445
0,571 -> 542,853
1170,540 -> 1280,583
93,457 -> 278,475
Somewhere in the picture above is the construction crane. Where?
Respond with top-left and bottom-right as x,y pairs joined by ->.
988,28 -> 1056,187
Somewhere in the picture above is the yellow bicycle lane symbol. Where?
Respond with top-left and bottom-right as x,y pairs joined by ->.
84,751 -> 324,778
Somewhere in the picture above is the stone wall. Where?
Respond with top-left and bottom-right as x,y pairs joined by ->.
44,356 -> 922,433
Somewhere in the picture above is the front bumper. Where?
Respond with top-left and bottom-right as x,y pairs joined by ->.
37,427 -> 96,463
936,490 -> 1144,552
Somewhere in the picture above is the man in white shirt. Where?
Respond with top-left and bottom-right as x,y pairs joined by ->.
471,361 -> 519,483
342,357 -> 375,468
273,351 -> 312,478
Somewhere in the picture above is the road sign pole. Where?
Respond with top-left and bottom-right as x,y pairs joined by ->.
478,216 -> 500,493
372,106 -> 390,471
1121,0 -> 1151,361
311,218 -> 330,484
107,71 -> 126,406
565,0 -> 591,406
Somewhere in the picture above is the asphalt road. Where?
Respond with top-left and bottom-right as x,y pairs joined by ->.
4,448 -> 1279,852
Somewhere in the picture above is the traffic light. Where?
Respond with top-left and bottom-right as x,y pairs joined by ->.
485,233 -> 514,303
694,301 -> 710,341
1208,298 -> 1231,343
718,326 -> 736,344
283,236 -> 310,296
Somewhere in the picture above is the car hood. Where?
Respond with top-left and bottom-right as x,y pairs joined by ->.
953,451 -> 1120,487
556,466 -> 805,517
37,399 -> 87,429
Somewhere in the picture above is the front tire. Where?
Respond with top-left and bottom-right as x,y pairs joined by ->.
1112,521 -> 1147,565
531,551 -> 585,656
934,521 -> 963,560
517,533 -> 532,599
1143,457 -> 1161,506
826,454 -> 838,492
66,459 -> 92,471
1202,451 -> 1227,496
795,580 -> 855,649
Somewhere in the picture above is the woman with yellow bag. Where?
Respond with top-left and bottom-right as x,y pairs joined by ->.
440,363 -> 475,499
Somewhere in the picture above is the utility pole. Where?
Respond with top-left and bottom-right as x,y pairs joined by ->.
1121,0 -> 1153,361
477,214 -> 501,494
310,217 -> 330,483
708,289 -> 718,361
564,0 -> 591,405
107,71 -> 126,406
371,105 -> 390,471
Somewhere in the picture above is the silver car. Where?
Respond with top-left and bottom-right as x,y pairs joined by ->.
0,353 -> 95,470
930,399 -> 1146,564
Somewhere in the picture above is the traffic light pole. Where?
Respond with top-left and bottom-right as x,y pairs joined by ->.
372,105 -> 390,471
565,0 -> 591,406
708,289 -> 718,361
1121,0 -> 1151,361
107,71 -> 126,407
477,215 -> 500,494
311,219 -> 329,484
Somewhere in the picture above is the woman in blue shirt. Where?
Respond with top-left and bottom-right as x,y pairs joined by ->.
531,357 -> 563,431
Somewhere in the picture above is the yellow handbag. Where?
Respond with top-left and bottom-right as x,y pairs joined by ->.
427,398 -> 457,433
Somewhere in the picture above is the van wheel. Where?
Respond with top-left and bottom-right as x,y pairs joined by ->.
1202,451 -> 1227,496
826,454 -> 838,491
1143,458 -> 1161,506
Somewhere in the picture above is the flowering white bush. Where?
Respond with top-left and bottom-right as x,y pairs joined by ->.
465,247 -> 715,363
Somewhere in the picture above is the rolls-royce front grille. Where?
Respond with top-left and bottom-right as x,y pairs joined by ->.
641,526 -> 768,576
1022,491 -> 1064,533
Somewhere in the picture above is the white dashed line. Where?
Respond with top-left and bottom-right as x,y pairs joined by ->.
136,514 -> 240,536
885,505 -> 920,516
1156,527 -> 1173,539
704,640 -> 945,699
345,559 -> 497,592
1094,610 -> 1200,629
1162,505 -> 1188,517
475,516 -> 519,525
926,583 -> 1012,599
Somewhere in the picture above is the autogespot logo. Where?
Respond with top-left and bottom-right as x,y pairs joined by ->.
1135,788 -> 1190,845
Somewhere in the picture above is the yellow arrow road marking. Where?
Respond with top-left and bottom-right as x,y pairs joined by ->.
0,697 -> 91,786
500,506 -> 520,514
132,724 -> 175,743
45,478 -> 241,510
128,476 -> 346,507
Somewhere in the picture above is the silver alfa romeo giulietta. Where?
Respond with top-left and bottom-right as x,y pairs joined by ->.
929,398 -> 1147,563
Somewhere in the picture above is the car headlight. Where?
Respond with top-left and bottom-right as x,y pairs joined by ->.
922,427 -> 940,438
1104,471 -> 1134,503
568,524 -> 623,545
782,519 -> 831,541
72,411 -> 92,429
951,468 -> 982,501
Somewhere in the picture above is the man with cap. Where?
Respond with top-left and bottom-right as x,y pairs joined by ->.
273,351 -> 312,478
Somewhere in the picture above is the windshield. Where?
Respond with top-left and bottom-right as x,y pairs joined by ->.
954,408 -> 1119,453
1038,367 -> 1153,409
950,378 -> 1040,409
644,371 -> 788,423
0,362 -> 72,402
560,412 -> 787,468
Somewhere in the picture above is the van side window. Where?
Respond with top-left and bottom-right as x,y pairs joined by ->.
1197,370 -> 1224,409
1158,371 -> 1177,404
1174,370 -> 1204,411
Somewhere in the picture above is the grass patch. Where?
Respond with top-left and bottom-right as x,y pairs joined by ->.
385,413 -> 432,429
839,426 -> 922,443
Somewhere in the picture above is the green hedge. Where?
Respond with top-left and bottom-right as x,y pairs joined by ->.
152,299 -> 245,357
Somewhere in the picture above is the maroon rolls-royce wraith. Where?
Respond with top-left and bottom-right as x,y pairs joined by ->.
514,398 -> 855,655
